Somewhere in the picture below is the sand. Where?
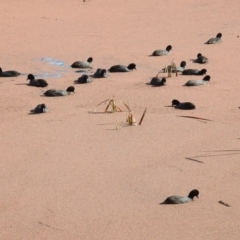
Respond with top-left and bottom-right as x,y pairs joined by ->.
1,0 -> 240,239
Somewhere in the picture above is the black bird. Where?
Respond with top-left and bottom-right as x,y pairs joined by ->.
196,53 -> 208,64
182,69 -> 207,75
30,104 -> 49,114
150,77 -> 166,86
108,63 -> 137,72
27,74 -> 48,87
71,57 -> 93,68
93,68 -> 108,78
0,67 -> 20,77
172,99 -> 195,110
76,75 -> 92,83
152,45 -> 172,56
160,189 -> 199,204
184,75 -> 211,86
206,33 -> 222,44
44,86 -> 75,96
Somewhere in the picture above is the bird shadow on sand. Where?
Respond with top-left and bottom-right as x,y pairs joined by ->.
15,83 -> 28,86
73,80 -> 79,84
73,80 -> 90,84
27,111 -> 47,115
190,59 -> 209,64
75,70 -> 91,73
145,82 -> 166,87
189,59 -> 198,63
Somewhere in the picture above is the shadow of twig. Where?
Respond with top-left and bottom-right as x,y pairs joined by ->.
177,115 -> 213,122
201,149 -> 240,152
185,157 -> 204,163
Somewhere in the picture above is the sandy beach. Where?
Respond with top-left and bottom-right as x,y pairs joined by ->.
1,0 -> 240,239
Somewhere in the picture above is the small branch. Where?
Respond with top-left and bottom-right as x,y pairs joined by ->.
218,201 -> 231,207
38,222 -> 63,231
139,108 -> 147,125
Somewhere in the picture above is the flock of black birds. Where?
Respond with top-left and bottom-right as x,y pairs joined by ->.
1,33 -> 221,123
159,33 -> 222,204
148,33 -> 222,111
1,33 -> 224,204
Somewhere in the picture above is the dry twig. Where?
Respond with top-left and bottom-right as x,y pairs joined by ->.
123,103 -> 147,126
95,98 -> 123,113
218,201 -> 231,207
